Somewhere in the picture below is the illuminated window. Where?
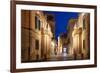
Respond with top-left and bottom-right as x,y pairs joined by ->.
35,39 -> 39,50
35,16 -> 40,30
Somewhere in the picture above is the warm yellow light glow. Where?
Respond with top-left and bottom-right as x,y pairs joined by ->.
36,11 -> 40,14
51,41 -> 55,47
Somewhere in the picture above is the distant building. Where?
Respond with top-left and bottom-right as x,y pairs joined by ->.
57,36 -> 63,54
21,10 -> 55,62
57,32 -> 68,55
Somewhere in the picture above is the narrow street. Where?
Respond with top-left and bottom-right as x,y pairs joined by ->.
47,53 -> 74,61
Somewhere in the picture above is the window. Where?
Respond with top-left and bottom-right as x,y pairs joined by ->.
83,18 -> 86,29
35,16 -> 41,30
38,20 -> 40,30
35,39 -> 39,50
36,54 -> 39,60
83,40 -> 85,49
35,16 -> 37,29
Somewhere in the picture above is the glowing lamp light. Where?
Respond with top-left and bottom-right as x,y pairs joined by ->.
51,41 -> 55,47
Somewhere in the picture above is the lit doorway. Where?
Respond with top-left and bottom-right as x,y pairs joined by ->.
62,47 -> 67,56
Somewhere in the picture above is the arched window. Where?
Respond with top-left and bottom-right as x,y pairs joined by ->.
83,18 -> 86,29
35,16 -> 41,30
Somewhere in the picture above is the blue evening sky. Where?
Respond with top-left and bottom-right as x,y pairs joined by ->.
44,11 -> 79,40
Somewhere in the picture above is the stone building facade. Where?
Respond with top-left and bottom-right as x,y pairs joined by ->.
67,13 -> 90,59
21,10 -> 55,62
